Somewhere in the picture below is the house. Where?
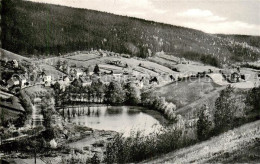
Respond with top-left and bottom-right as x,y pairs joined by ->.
63,76 -> 71,84
179,58 -> 188,64
230,72 -> 240,83
121,54 -> 131,58
42,72 -> 52,86
57,78 -> 71,91
34,97 -> 42,104
19,75 -> 28,88
112,70 -> 124,80
73,68 -> 84,78
79,77 -> 92,86
71,78 -> 82,87
111,60 -> 122,65
135,77 -> 144,89
169,75 -> 175,81
7,77 -> 20,88
11,59 -> 19,68
149,77 -> 159,85
100,52 -> 107,57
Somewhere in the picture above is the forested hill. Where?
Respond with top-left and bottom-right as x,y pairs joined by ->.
1,0 -> 260,65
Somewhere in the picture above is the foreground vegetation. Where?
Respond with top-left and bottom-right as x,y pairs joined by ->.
104,85 -> 260,163
105,128 -> 194,163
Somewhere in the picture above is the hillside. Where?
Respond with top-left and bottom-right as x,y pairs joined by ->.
1,0 -> 260,65
144,120 -> 260,163
0,48 -> 31,62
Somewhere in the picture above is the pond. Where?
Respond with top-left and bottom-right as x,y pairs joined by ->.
65,106 -> 164,136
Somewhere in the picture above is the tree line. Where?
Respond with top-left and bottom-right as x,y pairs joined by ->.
2,0 -> 259,63
53,79 -> 177,120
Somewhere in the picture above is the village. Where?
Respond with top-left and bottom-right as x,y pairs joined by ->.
0,48 -> 260,163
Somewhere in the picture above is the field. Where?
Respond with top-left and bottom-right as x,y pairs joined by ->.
39,54 -> 179,78
66,53 -> 100,61
153,77 -> 220,109
175,63 -> 219,74
149,54 -> 220,75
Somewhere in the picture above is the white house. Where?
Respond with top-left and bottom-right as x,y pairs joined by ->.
73,68 -> 84,78
112,70 -> 124,81
42,72 -> 52,86
12,60 -> 19,68
19,75 -> 28,88
179,58 -> 188,64
80,77 -> 92,87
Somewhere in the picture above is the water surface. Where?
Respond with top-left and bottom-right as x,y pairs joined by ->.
67,106 -> 163,136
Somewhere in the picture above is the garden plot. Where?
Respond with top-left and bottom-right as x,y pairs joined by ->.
156,53 -> 179,63
175,63 -> 219,74
99,64 -> 123,71
65,53 -> 100,61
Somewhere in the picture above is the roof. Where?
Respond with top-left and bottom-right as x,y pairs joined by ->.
112,70 -> 124,74
63,76 -> 69,80
42,72 -> 52,76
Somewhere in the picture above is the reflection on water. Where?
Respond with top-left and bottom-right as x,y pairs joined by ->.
67,106 -> 163,136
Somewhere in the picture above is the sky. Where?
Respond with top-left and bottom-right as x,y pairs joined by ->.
28,0 -> 260,36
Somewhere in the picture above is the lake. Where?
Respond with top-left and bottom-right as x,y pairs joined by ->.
66,106 -> 163,136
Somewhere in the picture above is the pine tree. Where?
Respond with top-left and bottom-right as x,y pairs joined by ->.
93,64 -> 100,74
197,104 -> 212,141
214,85 -> 235,134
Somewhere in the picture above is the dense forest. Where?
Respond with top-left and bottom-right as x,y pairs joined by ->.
1,0 -> 260,64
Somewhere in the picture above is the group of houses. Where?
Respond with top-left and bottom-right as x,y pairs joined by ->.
53,64 -> 148,91
220,67 -> 247,83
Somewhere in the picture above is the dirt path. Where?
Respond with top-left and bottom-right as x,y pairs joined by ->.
143,120 -> 260,163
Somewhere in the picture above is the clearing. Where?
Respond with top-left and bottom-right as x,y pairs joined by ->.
153,77 -> 220,109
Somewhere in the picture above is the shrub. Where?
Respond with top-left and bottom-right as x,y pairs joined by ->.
105,128 -> 185,163
197,105 -> 212,141
141,92 -> 176,120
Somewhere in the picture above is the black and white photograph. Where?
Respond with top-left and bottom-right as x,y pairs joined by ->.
0,0 -> 259,163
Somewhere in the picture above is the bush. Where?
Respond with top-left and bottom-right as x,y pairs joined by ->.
105,128 -> 188,163
141,92 -> 176,120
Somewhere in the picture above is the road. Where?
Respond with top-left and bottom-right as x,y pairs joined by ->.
143,120 -> 260,163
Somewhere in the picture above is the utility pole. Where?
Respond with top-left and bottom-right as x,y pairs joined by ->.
34,128 -> 37,164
